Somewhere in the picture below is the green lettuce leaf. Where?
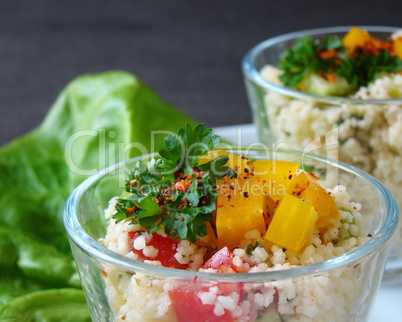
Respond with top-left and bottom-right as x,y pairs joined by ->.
0,289 -> 91,321
0,71 -> 197,319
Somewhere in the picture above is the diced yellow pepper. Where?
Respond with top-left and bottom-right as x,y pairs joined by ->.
199,149 -> 229,165
343,26 -> 370,54
287,171 -> 339,233
251,160 -> 300,197
251,160 -> 300,222
264,193 -> 318,253
394,37 -> 402,59
199,150 -> 252,177
216,178 -> 266,250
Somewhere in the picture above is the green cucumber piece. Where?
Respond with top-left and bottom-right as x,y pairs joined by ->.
301,73 -> 355,96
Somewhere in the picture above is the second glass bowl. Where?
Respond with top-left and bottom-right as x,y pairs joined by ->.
242,26 -> 402,264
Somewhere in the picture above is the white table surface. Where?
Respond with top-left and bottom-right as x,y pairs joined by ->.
213,124 -> 402,322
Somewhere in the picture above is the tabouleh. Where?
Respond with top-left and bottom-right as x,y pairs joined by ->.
98,124 -> 371,321
258,27 -> 402,251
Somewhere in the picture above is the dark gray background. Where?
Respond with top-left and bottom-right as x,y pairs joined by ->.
1,0 -> 401,145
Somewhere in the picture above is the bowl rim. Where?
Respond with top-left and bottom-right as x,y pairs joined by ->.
64,147 -> 399,282
241,25 -> 402,104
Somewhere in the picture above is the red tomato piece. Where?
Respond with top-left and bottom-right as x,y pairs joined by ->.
169,286 -> 233,322
202,246 -> 246,299
128,231 -> 189,269
202,246 -> 238,273
128,231 -> 146,261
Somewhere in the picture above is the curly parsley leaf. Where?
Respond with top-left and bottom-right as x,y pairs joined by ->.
113,123 -> 235,241
197,155 -> 237,178
165,206 -> 211,242
278,35 -> 335,87
159,123 -> 221,174
135,197 -> 163,219
338,50 -> 402,87
323,35 -> 343,50
278,36 -> 317,87
113,205 -> 129,222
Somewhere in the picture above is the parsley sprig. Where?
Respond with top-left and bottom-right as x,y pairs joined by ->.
113,124 -> 235,242
278,33 -> 402,90
278,35 -> 341,87
338,50 -> 402,87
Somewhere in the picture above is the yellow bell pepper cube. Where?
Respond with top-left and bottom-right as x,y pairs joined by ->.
343,26 -> 371,54
251,160 -> 300,221
394,37 -> 402,59
264,193 -> 318,253
287,171 -> 339,233
216,177 -> 266,250
199,150 -> 252,178
251,160 -> 300,196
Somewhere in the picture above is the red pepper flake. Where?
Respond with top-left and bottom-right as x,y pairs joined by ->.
175,179 -> 192,191
243,192 -> 249,198
155,217 -> 163,226
367,234 -> 372,238
308,172 -> 320,180
318,49 -> 338,60
227,195 -> 231,201
218,202 -> 224,208
101,268 -> 108,277
288,174 -> 293,180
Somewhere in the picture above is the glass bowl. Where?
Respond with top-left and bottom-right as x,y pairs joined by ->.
64,147 -> 397,321
241,26 -> 402,264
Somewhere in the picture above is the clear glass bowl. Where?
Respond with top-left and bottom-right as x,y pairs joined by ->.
64,148 -> 397,321
241,26 -> 402,265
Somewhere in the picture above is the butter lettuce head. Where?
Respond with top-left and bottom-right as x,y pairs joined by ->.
0,71 -> 197,320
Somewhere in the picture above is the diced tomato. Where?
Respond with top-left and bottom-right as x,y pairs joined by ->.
202,246 -> 238,273
128,231 -> 189,269
202,246 -> 246,299
128,231 -> 146,261
169,286 -> 233,322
